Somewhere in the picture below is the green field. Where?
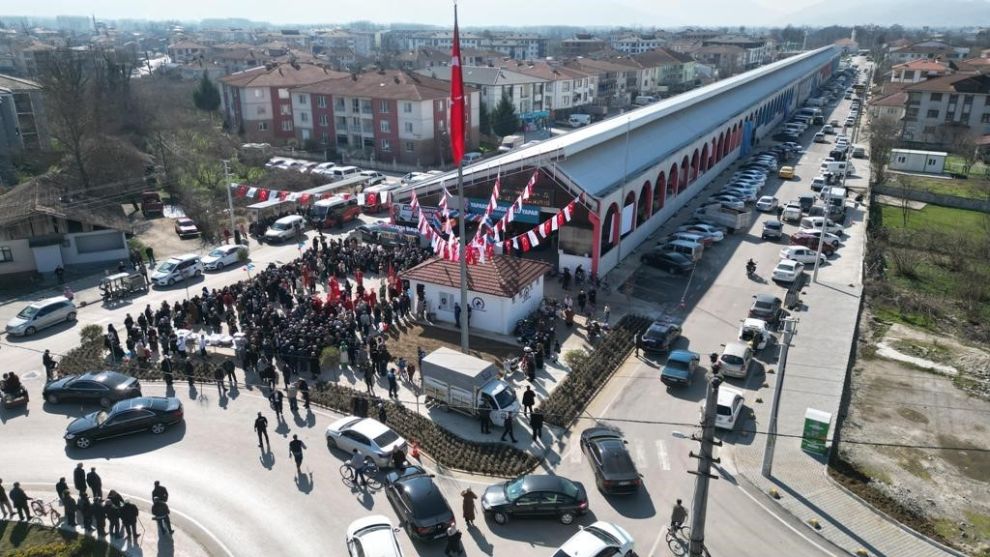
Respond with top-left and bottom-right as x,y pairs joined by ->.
880,204 -> 988,234
891,173 -> 990,201
0,521 -> 122,557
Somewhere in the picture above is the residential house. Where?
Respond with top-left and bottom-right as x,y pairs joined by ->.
691,44 -> 748,78
419,65 -> 547,121
632,47 -> 697,94
564,57 -> 640,108
167,40 -> 208,63
701,35 -> 770,69
561,35 -> 608,57
868,91 -> 908,121
890,59 -> 952,83
610,34 -> 664,55
494,60 -> 597,115
901,73 -> 990,146
292,69 -> 479,166
888,41 -> 969,65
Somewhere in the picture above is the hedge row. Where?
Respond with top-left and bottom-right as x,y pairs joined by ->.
540,314 -> 652,428
58,341 -> 539,477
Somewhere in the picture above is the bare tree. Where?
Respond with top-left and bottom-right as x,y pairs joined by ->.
897,174 -> 914,227
865,115 -> 900,185
37,52 -> 93,192
951,131 -> 979,175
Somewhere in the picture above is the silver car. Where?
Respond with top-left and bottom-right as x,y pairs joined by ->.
6,296 -> 77,336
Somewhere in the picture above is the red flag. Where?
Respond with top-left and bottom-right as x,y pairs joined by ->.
541,220 -> 553,238
519,235 -> 531,252
449,5 -> 465,165
388,264 -> 397,288
235,185 -> 248,198
277,190 -> 289,201
299,193 -> 312,205
257,189 -> 270,201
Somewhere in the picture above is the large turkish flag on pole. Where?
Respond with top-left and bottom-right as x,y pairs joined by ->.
449,4 -> 465,165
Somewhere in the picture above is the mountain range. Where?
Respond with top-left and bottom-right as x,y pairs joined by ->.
778,0 -> 990,27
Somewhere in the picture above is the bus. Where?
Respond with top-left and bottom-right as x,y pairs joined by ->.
309,195 -> 363,228
349,223 -> 430,248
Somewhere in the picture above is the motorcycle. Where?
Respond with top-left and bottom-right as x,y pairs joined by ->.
746,260 -> 757,278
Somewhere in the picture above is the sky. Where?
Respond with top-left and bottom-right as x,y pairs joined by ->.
0,0 -> 827,27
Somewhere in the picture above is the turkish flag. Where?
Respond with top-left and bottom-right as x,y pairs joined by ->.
235,185 -> 248,198
277,190 -> 289,201
449,5 -> 465,165
520,235 -> 531,252
541,220 -> 553,238
299,193 -> 312,205
257,189 -> 270,201
366,193 -> 377,206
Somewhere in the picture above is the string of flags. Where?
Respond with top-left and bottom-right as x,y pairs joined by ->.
229,183 -> 387,207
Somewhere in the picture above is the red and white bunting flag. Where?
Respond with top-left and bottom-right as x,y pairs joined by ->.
486,175 -> 501,218
541,219 -> 553,238
257,189 -> 270,202
246,187 -> 258,199
449,4 -> 465,165
410,188 -> 420,211
527,229 -> 540,247
564,198 -> 577,222
277,190 -> 289,201
519,235 -> 531,252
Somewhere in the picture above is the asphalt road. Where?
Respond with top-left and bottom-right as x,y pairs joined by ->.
0,92 -> 865,556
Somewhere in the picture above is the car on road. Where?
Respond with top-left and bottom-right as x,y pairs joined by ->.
151,254 -> 203,286
762,220 -> 784,241
554,521 -> 636,557
714,387 -> 745,430
346,515 -> 405,557
772,259 -> 805,284
326,416 -> 408,467
640,250 -> 694,274
5,296 -> 76,337
678,223 -> 724,242
264,215 -> 306,243
64,396 -> 183,449
789,233 -> 836,256
709,195 -> 745,210
813,132 -> 827,143
777,166 -> 795,180
781,202 -> 803,223
719,342 -> 752,379
641,321 -> 682,353
173,217 -> 200,238
822,124 -> 835,134
202,244 -> 248,271
755,196 -> 778,212
580,428 -> 641,494
780,246 -> 828,266
749,294 -> 782,324
482,475 -> 588,525
661,350 -> 700,387
359,170 -> 387,185
739,318 -> 772,350
384,465 -> 455,541
43,371 -> 142,407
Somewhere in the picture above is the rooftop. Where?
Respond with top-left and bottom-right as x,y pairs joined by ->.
295,70 -> 460,102
0,73 -> 41,91
418,65 -> 547,86
402,255 -> 549,298
220,61 -> 348,88
903,72 -> 990,94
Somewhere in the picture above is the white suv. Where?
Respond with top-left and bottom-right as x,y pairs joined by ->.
151,254 -> 203,287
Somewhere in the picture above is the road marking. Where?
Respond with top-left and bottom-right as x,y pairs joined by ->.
646,526 -> 667,557
634,440 -> 648,469
656,440 -> 670,471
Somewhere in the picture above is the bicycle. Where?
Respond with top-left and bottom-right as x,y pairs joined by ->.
339,459 -> 381,489
30,498 -> 62,526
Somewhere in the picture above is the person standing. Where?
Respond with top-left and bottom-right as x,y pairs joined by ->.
254,412 -> 270,450
479,407 -> 491,434
454,303 -> 462,328
461,488 -> 478,527
86,467 -> 103,498
55,477 -> 69,502
521,386 -> 535,416
92,497 -> 107,537
73,463 -> 87,495
152,497 -> 174,536
530,409 -> 545,441
363,368 -> 376,395
104,498 -> 121,539
152,481 -> 168,503
145,246 -> 155,266
298,378 -> 310,409
349,449 -> 368,487
161,356 -> 174,387
288,435 -> 307,474
0,479 -> 13,518
9,482 -> 30,520
43,350 -> 57,382
77,492 -> 93,531
222,358 -> 236,386
634,333 -> 642,357
286,381 -> 299,413
444,524 -> 463,556
377,402 -> 387,424
121,499 -> 139,541
500,412 -> 517,443
386,368 -> 398,399
62,490 -> 77,527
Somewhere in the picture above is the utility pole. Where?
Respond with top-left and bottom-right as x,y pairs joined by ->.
688,374 -> 723,557
762,317 -> 798,477
456,162 -> 469,353
222,160 -> 237,240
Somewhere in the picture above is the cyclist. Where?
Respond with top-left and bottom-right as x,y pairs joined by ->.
670,499 -> 688,533
349,449 -> 368,487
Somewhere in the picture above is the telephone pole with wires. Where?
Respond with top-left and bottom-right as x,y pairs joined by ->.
222,160 -> 236,239
686,373 -> 723,556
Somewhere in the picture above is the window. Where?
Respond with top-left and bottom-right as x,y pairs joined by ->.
278,88 -> 289,100
897,155 -> 906,163
362,137 -> 374,148
381,138 -> 391,152
929,93 -> 942,102
258,122 -> 268,131
948,94 -> 959,104
281,120 -> 292,131
317,96 -> 327,108
437,99 -> 446,112
300,112 -> 309,122
928,158 -> 938,166
405,141 -> 415,152
404,122 -> 413,133
280,104 -> 291,116
334,98 -> 346,111
923,126 -> 937,135
256,106 -> 266,115
903,70 -> 916,80
981,113 -> 990,124
351,116 -> 361,128
403,102 -> 413,113
438,119 -> 445,131
380,120 -> 391,133
352,99 -> 360,112
297,94 -> 308,104
379,100 -> 390,113
336,134 -> 348,146
927,109 -> 939,119
963,95 -> 974,105
319,114 -> 328,126
252,88 -> 263,98
0,246 -> 12,262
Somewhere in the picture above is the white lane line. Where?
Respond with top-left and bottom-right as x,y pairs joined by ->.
634,440 -> 648,470
646,525 -> 668,557
656,440 -> 670,471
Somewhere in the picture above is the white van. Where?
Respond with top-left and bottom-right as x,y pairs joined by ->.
5,296 -> 77,336
634,95 -> 657,106
820,161 -> 851,176
462,152 -> 482,164
568,114 -> 592,128
151,254 -> 204,287
658,239 -> 704,262
328,166 -> 360,181
264,214 -> 306,243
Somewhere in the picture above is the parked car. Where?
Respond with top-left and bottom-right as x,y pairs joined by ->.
762,220 -> 784,241
43,371 -> 141,407
5,296 -> 76,337
714,387 -> 745,430
719,342 -> 752,379
739,318 -> 772,351
359,170 -> 387,185
780,246 -> 828,266
749,294 -> 783,323
346,516 -> 405,557
264,215 -> 306,243
813,132 -> 827,143
755,196 -> 778,212
384,465 -> 455,541
482,475 -> 588,525
151,254 -> 203,286
789,233 -> 836,255
641,321 -> 682,353
580,428 -> 641,494
665,231 -> 712,247
677,223 -> 724,242
202,244 -> 248,271
173,217 -> 200,238
709,195 -> 744,210
778,166 -> 795,180
661,350 -> 700,387
772,259 -> 805,283
311,162 -> 337,176
640,251 -> 694,274
793,229 -> 841,248
325,416 -> 407,467
64,396 -> 183,449
554,521 -> 636,557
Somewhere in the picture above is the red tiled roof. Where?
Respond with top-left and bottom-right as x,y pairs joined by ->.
219,61 -> 347,87
402,255 -> 550,298
892,59 -> 948,72
295,70 -> 463,101
872,92 -> 907,107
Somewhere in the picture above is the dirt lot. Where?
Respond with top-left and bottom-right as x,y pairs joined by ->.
835,314 -> 990,556
124,203 -> 211,263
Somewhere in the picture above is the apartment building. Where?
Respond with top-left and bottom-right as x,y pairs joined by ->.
167,40 -> 208,63
888,41 -> 970,65
701,35 -> 770,69
390,31 -> 547,61
632,48 -> 697,93
691,44 -> 748,77
610,34 -> 664,55
901,73 -> 990,146
494,60 -> 597,114
0,73 -> 50,153
419,65 -> 547,119
890,59 -> 952,84
561,35 -> 608,57
563,57 -> 641,107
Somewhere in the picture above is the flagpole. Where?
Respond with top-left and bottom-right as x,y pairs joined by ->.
457,161 -> 469,353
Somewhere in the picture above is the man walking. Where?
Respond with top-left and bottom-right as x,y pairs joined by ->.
9,482 -> 30,520
530,409 -> 545,441
92,497 -> 107,537
86,467 -> 103,498
386,368 -> 398,398
286,380 -> 299,413
521,386 -> 535,416
289,434 -> 307,474
500,412 -> 518,443
0,479 -> 13,518
222,358 -> 236,386
479,408 -> 491,434
73,463 -> 87,495
349,449 -> 368,487
121,499 -> 139,541
254,412 -> 270,450
43,350 -> 57,382
298,378 -> 310,409
152,497 -> 174,536
270,389 -> 284,420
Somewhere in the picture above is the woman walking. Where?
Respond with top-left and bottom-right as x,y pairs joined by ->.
461,487 -> 478,527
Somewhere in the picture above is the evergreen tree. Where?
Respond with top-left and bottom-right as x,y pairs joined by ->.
490,95 -> 518,137
479,102 -> 492,136
192,71 -> 221,113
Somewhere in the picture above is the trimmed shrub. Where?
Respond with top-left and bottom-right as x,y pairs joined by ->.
78,324 -> 104,347
562,349 -> 590,370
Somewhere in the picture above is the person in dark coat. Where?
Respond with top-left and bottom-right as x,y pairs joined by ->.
86,467 -> 103,498
161,357 -> 174,387
444,525 -> 464,556
530,410 -> 545,441
152,481 -> 168,503
55,477 -> 69,501
104,497 -> 121,538
152,497 -> 174,535
0,479 -> 12,518
254,412 -> 270,450
121,500 -> 139,540
77,492 -> 93,530
461,488 -> 478,527
521,386 -> 535,416
9,482 -> 31,520
62,491 -> 77,527
73,463 -> 87,494
479,408 -> 491,434
298,379 -> 310,409
500,412 -> 517,443
93,497 -> 107,537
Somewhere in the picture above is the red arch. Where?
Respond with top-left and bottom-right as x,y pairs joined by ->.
601,202 -> 620,254
699,144 -> 709,175
690,149 -> 700,183
637,181 -> 651,227
668,164 -> 679,198
654,171 -> 666,212
679,156 -> 689,192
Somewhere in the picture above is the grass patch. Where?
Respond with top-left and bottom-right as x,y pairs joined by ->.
0,521 -> 123,557
892,173 -> 990,200
880,204 -> 989,235
964,510 -> 990,541
889,339 -> 953,365
871,303 -> 938,331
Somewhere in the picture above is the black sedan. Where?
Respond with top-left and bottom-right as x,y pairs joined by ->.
64,396 -> 183,449
640,321 -> 682,353
749,294 -> 783,324
384,465 -> 455,541
44,371 -> 141,407
482,474 -> 588,525
580,428 -> 641,494
640,251 -> 693,274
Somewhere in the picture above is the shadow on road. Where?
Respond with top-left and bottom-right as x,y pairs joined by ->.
481,510 -> 596,546
608,485 -> 657,519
